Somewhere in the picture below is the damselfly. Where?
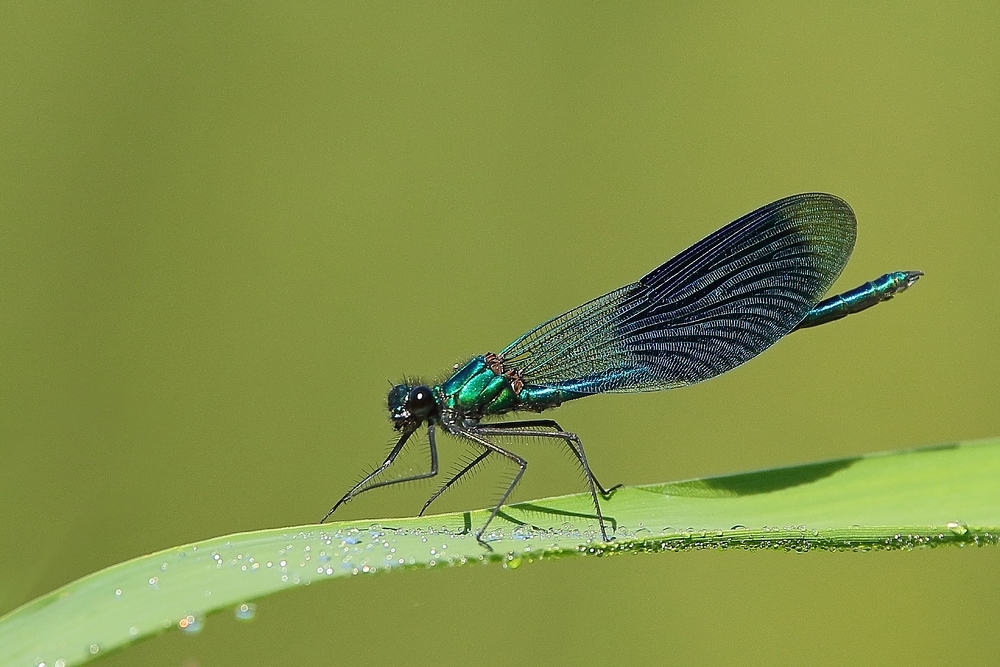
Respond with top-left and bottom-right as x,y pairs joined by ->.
322,193 -> 921,548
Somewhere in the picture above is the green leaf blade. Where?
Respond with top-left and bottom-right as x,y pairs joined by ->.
2,438 -> 999,666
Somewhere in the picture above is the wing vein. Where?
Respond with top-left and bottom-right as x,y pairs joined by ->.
500,193 -> 856,394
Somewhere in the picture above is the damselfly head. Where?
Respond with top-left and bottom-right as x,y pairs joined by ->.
387,383 -> 436,429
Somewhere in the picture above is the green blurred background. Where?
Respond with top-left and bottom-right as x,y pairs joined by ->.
2,2 -> 998,665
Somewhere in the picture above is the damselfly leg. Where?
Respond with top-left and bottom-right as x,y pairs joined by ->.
476,419 -> 622,497
320,424 -> 439,523
449,427 -> 527,550
470,422 -> 613,543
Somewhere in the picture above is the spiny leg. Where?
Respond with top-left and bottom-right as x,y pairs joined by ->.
417,423 -> 596,519
419,449 -> 491,517
451,427 -> 527,550
478,420 -> 621,497
320,424 -> 439,523
350,423 -> 442,496
472,423 -> 613,543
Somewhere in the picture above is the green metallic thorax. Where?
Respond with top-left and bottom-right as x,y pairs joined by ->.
438,356 -> 583,419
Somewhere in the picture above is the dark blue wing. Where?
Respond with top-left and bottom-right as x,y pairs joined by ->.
500,193 -> 856,393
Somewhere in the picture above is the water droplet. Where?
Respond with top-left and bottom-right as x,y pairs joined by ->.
511,526 -> 534,540
114,588 -> 122,598
947,521 -> 969,536
234,603 -> 257,621
179,614 -> 203,634
55,660 -> 66,667
129,626 -> 139,636
148,577 -> 158,588
34,660 -> 46,666
89,644 -> 100,655
160,562 -> 168,572
503,553 -> 522,570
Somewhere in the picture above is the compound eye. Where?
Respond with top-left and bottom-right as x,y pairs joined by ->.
407,385 -> 435,418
